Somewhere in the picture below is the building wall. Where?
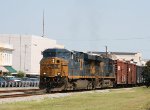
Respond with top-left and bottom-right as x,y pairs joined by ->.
0,50 -> 12,65
30,36 -> 64,74
90,51 -> 145,66
114,53 -> 142,63
111,52 -> 145,66
0,34 -> 64,75
0,35 -> 31,71
0,43 -> 13,66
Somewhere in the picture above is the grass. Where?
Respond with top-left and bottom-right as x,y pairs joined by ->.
0,87 -> 150,110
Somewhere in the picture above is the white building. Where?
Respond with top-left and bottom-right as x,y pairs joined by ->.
88,51 -> 146,66
0,34 -> 64,75
110,52 -> 145,66
0,42 -> 16,76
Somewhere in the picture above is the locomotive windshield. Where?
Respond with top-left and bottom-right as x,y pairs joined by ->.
43,48 -> 71,59
43,52 -> 56,57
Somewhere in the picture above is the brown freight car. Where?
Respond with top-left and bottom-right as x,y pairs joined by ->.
114,60 -> 128,85
127,62 -> 136,85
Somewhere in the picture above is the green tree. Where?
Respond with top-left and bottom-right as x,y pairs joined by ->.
17,71 -> 25,78
142,60 -> 150,87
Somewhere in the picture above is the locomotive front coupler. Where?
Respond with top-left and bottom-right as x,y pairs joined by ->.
54,73 -> 63,82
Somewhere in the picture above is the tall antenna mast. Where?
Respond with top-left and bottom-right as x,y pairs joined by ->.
42,10 -> 45,37
105,45 -> 108,57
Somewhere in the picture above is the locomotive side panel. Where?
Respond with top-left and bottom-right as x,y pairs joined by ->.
96,58 -> 115,88
103,58 -> 115,78
68,59 -> 80,78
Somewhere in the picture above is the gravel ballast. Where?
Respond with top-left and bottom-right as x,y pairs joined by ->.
0,88 -> 134,104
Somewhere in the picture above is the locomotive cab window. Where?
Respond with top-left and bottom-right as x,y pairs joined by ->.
56,52 -> 71,59
57,60 -> 60,63
43,52 -> 56,57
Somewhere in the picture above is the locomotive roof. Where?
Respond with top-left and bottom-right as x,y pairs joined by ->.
72,51 -> 106,61
88,51 -> 137,55
44,48 -> 70,53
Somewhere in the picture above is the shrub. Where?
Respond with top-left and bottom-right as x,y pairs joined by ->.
17,71 -> 25,78
142,60 -> 150,87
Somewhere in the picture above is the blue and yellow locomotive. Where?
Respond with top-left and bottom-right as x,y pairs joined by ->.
40,48 -> 116,92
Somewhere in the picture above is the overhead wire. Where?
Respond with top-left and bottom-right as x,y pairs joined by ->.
55,36 -> 150,41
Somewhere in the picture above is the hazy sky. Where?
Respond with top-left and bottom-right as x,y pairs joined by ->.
0,0 -> 150,59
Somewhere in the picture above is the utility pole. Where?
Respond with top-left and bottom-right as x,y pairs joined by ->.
42,10 -> 45,37
105,46 -> 108,57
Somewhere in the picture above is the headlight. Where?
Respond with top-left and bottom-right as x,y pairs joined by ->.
43,72 -> 46,75
52,59 -> 55,63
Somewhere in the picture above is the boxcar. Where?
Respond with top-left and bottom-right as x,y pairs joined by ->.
127,62 -> 136,85
114,60 -> 128,85
136,66 -> 144,85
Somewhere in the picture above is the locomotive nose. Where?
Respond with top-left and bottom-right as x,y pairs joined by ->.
40,58 -> 62,77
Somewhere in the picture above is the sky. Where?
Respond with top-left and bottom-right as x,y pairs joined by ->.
0,0 -> 150,59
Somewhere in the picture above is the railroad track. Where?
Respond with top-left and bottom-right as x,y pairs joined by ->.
0,93 -> 40,98
0,89 -> 39,93
0,87 -> 135,99
0,88 -> 45,99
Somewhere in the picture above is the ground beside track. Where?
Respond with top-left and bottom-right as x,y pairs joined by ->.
0,87 -> 150,110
